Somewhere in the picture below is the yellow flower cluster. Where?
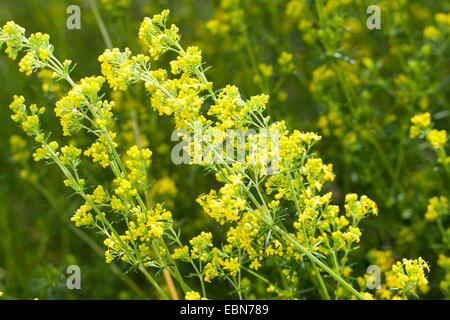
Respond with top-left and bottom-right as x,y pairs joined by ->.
206,0 -> 246,41
71,202 -> 94,227
208,85 -> 269,130
425,196 -> 448,221
410,112 -> 431,138
9,135 -> 30,163
170,46 -> 202,75
345,193 -> 378,221
90,185 -> 108,204
129,204 -> 172,241
125,145 -> 152,189
359,250 -> 430,299
113,177 -> 137,199
147,72 -> 208,128
185,291 -> 207,300
84,135 -> 112,168
392,257 -> 430,291
410,113 -> 448,147
278,51 -> 295,73
100,0 -> 130,15
59,145 -> 82,167
0,21 -> 25,59
98,48 -> 135,91
1,22 -> 56,76
410,112 -> 449,168
226,211 -> 260,258
37,69 -> 62,94
197,183 -> 246,225
427,129 -> 447,147
55,76 -> 106,135
173,230 -> 247,282
103,234 -> 124,264
219,257 -> 240,275
3,12 -> 392,300
189,232 -> 214,261
438,254 -> 450,295
289,192 -> 374,254
9,95 -> 45,138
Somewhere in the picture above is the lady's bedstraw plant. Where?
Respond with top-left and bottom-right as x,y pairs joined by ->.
0,11 -> 429,300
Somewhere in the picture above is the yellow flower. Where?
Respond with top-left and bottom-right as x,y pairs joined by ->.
360,292 -> 375,300
345,194 -> 378,220
410,112 -> 431,138
18,51 -> 34,75
151,177 -> 177,197
110,196 -> 125,211
55,76 -> 107,135
423,25 -> 441,40
435,13 -> 450,26
0,21 -> 26,60
172,245 -> 189,261
286,0 -> 305,18
125,145 -> 152,188
250,259 -> 262,271
59,145 -> 82,166
91,185 -> 107,204
189,232 -> 213,260
100,0 -> 130,15
185,291 -> 207,300
114,177 -> 138,198
391,257 -> 430,290
129,204 -> 172,241
410,112 -> 431,127
425,196 -> 448,221
278,52 -> 294,72
98,48 -> 136,91
220,257 -> 241,275
138,10 -> 179,60
71,202 -> 94,227
9,134 -> 30,162
84,135 -> 112,168
258,63 -> 273,78
437,254 -> 450,294
170,46 -> 202,75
